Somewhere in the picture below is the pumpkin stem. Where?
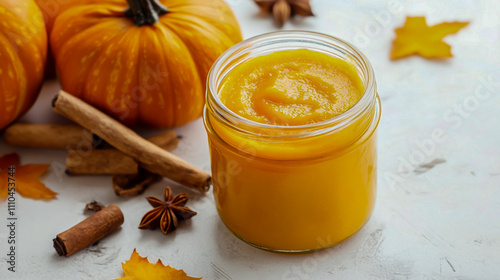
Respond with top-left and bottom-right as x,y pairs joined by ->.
125,0 -> 169,26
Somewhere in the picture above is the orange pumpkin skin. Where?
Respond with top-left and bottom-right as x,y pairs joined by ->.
34,0 -> 98,35
0,0 -> 47,130
35,0 -> 73,35
51,0 -> 243,128
34,0 -> 93,78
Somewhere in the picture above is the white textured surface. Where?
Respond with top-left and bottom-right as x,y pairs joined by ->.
1,0 -> 500,279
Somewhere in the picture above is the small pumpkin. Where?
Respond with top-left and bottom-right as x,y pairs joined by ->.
0,0 -> 47,130
51,0 -> 242,128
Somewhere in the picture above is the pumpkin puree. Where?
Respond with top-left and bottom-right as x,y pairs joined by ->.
219,49 -> 364,126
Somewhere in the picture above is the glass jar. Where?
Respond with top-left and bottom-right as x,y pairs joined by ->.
204,31 -> 381,253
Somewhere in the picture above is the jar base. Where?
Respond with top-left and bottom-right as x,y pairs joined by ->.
219,217 -> 370,254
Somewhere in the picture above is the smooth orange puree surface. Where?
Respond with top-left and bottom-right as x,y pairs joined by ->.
208,49 -> 378,252
219,49 -> 364,126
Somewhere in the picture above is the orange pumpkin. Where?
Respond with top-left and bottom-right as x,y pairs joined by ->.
0,0 -> 47,130
51,0 -> 242,128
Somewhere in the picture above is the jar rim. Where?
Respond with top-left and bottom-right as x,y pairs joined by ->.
207,30 -> 377,135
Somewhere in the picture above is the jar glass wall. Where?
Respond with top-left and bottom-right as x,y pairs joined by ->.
204,31 -> 381,253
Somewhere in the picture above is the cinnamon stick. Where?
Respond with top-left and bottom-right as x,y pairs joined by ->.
66,149 -> 139,175
65,130 -> 179,175
52,90 -> 211,193
53,204 -> 124,257
112,170 -> 162,197
4,123 -> 97,149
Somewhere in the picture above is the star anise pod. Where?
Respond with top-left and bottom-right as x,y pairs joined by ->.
138,186 -> 197,235
254,0 -> 314,27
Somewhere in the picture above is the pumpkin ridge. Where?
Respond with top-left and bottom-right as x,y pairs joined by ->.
160,22 -> 203,126
0,0 -> 46,130
55,19 -> 129,98
144,24 -> 199,127
158,17 -> 231,94
51,6 -> 127,40
0,9 -> 43,121
95,34 -> 129,120
82,28 -> 138,124
0,46 -> 25,128
115,28 -> 142,124
0,7 -> 22,44
137,27 -> 174,127
166,4 -> 242,44
0,36 -> 24,126
8,47 -> 28,121
52,21 -> 124,62
161,13 -> 236,45
156,28 -> 176,127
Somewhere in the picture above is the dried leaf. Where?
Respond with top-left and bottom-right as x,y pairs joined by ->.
114,249 -> 202,280
0,153 -> 56,199
391,16 -> 469,60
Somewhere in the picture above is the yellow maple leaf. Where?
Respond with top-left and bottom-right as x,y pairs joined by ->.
391,16 -> 469,60
0,153 -> 56,199
114,249 -> 202,280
